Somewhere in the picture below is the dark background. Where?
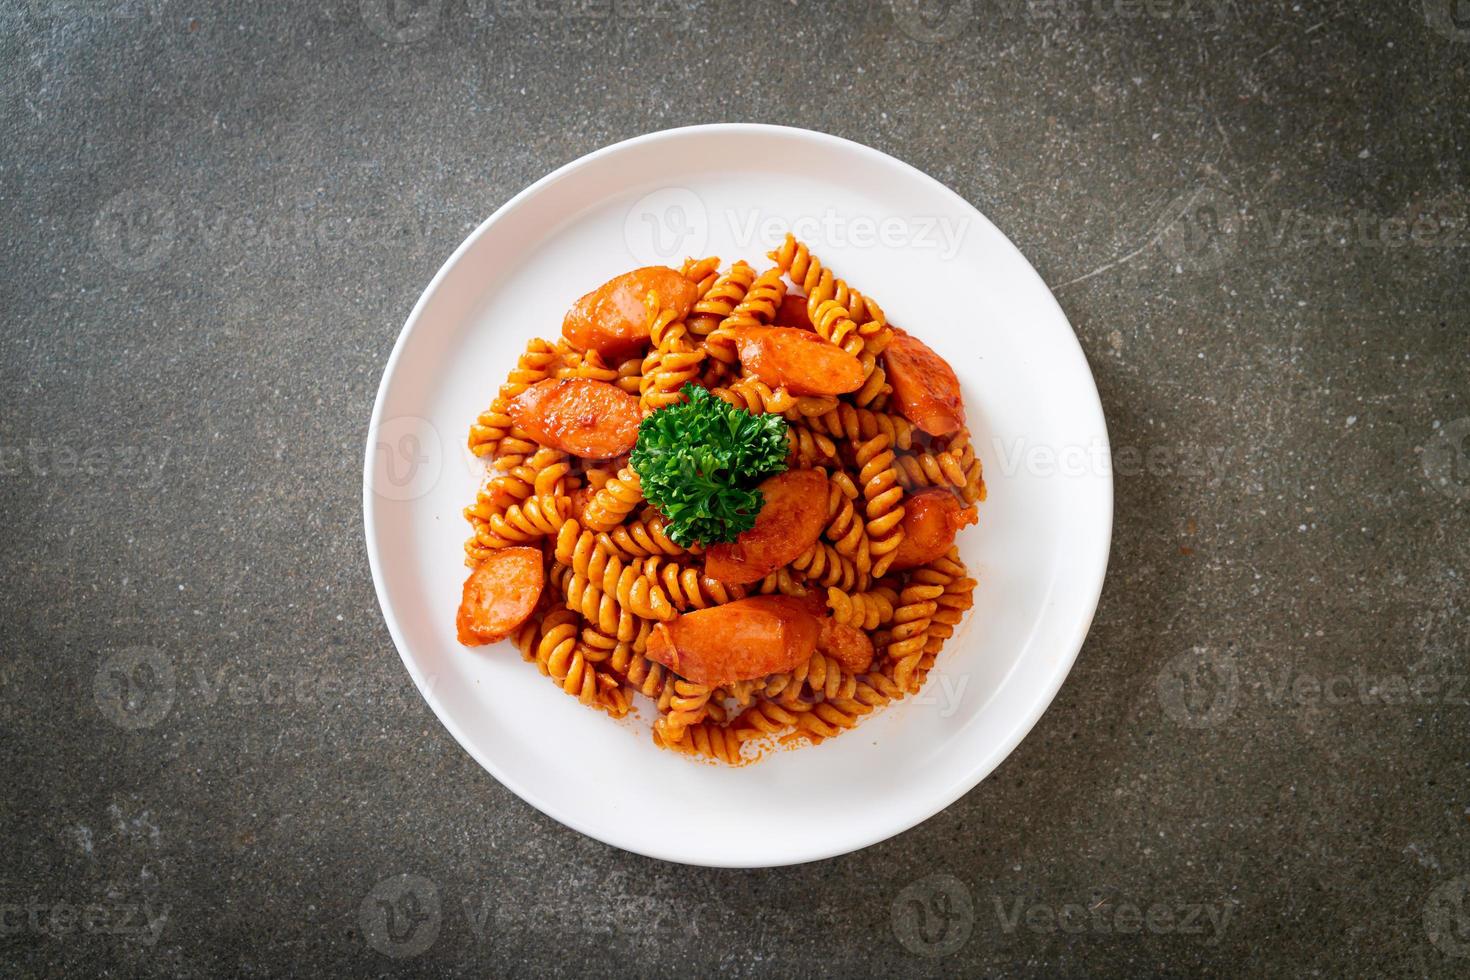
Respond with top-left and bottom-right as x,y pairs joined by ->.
3,0 -> 1468,975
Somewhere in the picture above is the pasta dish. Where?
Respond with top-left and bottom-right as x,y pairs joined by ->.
454,234 -> 984,764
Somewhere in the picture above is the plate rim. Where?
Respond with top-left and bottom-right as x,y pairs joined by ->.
362,122 -> 1114,867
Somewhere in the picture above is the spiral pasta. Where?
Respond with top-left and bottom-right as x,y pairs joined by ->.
895,429 -> 980,495
597,510 -> 687,558
654,679 -> 714,745
554,347 -> 620,383
732,698 -> 811,742
791,540 -> 867,592
713,376 -> 795,416
769,233 -> 890,344
785,394 -> 841,419
534,609 -> 597,701
854,433 -> 906,578
705,265 -> 786,365
885,557 -> 955,692
581,465 -> 643,532
687,261 -> 755,337
796,693 -> 876,740
586,621 -> 667,700
681,255 -> 721,298
793,650 -> 857,701
636,557 -> 745,610
522,609 -> 629,716
821,469 -> 872,577
810,298 -> 865,358
786,424 -> 840,467
924,570 -> 977,657
613,355 -> 643,395
464,449 -> 571,561
754,566 -> 814,600
849,359 -> 890,409
641,291 -> 705,413
460,247 -> 980,765
657,719 -> 743,764
555,521 -> 677,631
479,443 -> 563,509
826,586 -> 897,630
809,404 -> 915,451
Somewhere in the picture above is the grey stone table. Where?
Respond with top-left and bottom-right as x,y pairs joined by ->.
3,1 -> 1467,976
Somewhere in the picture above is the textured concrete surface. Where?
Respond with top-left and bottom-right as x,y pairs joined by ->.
2,0 -> 1468,976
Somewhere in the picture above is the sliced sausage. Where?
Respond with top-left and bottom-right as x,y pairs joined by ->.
703,469 -> 830,585
562,266 -> 698,360
508,378 -> 642,459
645,596 -> 820,685
889,487 -> 978,570
456,547 -> 545,645
731,326 -> 865,397
775,293 -> 814,331
883,328 -> 965,437
817,618 -> 875,674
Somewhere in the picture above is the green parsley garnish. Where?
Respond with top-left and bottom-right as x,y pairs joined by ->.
629,384 -> 789,547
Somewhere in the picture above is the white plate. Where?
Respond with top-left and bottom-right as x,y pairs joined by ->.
363,124 -> 1112,868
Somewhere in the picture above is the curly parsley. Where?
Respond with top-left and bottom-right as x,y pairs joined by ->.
629,384 -> 789,547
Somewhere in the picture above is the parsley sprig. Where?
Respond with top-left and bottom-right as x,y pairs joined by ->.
629,384 -> 789,547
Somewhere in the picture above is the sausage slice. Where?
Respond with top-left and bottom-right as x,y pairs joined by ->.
704,469 -> 830,585
883,328 -> 965,437
732,326 -> 865,397
562,266 -> 698,360
817,618 -> 875,674
889,488 -> 978,570
508,378 -> 642,459
456,547 -> 545,645
645,596 -> 820,685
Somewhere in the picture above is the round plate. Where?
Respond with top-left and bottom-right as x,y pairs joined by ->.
363,124 -> 1112,868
